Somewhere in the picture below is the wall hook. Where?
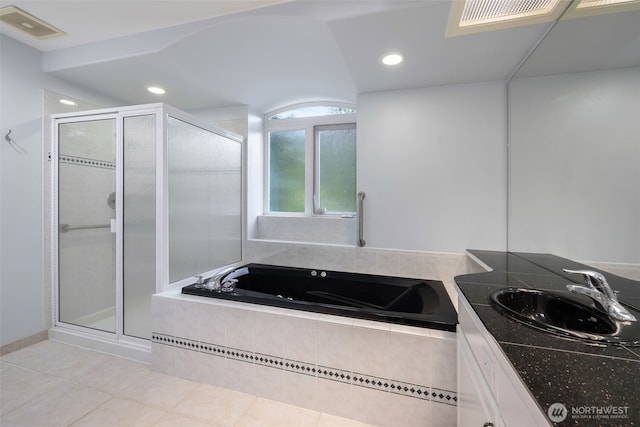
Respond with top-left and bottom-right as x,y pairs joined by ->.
5,129 -> 26,154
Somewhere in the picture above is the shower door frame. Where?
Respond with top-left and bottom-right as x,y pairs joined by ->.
50,103 -> 246,362
51,105 -> 161,360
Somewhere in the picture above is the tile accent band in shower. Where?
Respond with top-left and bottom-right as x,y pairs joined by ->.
152,332 -> 457,406
49,152 -> 116,170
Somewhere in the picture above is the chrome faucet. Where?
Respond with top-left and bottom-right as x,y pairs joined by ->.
204,265 -> 246,292
218,266 -> 249,293
193,265 -> 247,292
564,269 -> 636,322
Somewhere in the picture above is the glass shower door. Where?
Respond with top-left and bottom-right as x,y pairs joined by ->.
58,118 -> 117,333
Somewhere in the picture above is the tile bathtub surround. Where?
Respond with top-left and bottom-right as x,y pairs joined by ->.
152,292 -> 458,427
245,239 -> 483,281
1,340 -> 377,427
245,239 -> 485,309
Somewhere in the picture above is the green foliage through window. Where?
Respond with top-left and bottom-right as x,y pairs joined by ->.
266,104 -> 357,215
269,130 -> 305,212
315,125 -> 357,214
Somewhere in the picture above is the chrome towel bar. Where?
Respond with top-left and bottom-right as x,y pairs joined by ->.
60,223 -> 110,232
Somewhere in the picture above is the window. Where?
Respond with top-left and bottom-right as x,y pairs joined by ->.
314,124 -> 357,214
265,104 -> 357,215
269,129 -> 305,212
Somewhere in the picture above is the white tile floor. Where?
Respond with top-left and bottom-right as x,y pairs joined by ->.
0,340 -> 377,427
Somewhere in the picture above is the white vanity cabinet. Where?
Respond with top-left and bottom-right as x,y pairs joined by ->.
458,329 -> 502,427
456,292 -> 549,427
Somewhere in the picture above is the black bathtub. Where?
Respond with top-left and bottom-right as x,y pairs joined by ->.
182,263 -> 457,332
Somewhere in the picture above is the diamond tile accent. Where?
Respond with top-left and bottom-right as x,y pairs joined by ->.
227,347 -> 254,362
317,365 -> 351,384
199,341 -> 226,358
431,387 -> 458,406
174,337 -> 199,352
57,154 -> 116,170
152,333 -> 174,346
389,379 -> 430,401
351,372 -> 390,392
284,359 -> 317,377
256,353 -> 284,369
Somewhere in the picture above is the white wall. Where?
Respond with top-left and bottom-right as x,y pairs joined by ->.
357,82 -> 508,253
0,35 -> 46,346
0,35 -> 121,346
509,67 -> 640,265
188,105 -> 249,137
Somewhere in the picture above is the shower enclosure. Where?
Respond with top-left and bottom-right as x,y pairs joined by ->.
51,104 -> 243,359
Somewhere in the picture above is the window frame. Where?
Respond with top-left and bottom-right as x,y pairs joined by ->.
264,103 -> 357,216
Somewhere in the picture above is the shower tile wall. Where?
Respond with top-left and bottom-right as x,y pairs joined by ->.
151,293 -> 458,427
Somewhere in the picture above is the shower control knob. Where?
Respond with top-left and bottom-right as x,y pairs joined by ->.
320,271 -> 327,278
311,270 -> 317,277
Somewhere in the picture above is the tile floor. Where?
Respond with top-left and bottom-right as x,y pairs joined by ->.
0,340 -> 376,427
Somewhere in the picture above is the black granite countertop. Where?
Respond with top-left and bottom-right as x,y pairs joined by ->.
455,250 -> 640,426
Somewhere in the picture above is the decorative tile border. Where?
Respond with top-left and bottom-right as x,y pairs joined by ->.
199,342 -> 226,358
391,379 -> 431,401
284,359 -> 317,377
152,332 -> 457,406
431,387 -> 458,405
318,365 -> 352,385
49,152 -> 116,170
256,352 -> 284,369
352,372 -> 391,393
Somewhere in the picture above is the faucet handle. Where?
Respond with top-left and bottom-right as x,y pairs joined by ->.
563,269 -> 615,299
221,278 -> 238,293
195,274 -> 205,288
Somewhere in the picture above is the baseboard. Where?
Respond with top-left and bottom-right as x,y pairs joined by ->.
0,330 -> 49,356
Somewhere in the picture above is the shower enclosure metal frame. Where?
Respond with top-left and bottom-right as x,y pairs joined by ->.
50,103 -> 245,362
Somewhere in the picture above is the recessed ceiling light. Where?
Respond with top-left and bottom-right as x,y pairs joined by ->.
59,99 -> 76,106
147,86 -> 166,95
382,53 -> 403,66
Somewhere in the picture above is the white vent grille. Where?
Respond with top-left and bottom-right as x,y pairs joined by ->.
447,0 -> 566,36
0,5 -> 65,39
460,0 -> 559,26
576,0 -> 638,8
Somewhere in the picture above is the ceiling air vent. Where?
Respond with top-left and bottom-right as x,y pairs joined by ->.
564,0 -> 640,18
0,5 -> 65,39
447,0 -> 566,36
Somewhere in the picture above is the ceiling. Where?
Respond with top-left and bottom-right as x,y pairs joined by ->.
0,0 -> 567,113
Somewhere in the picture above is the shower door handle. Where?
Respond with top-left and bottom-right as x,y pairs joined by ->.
357,191 -> 366,247
110,219 -> 116,233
